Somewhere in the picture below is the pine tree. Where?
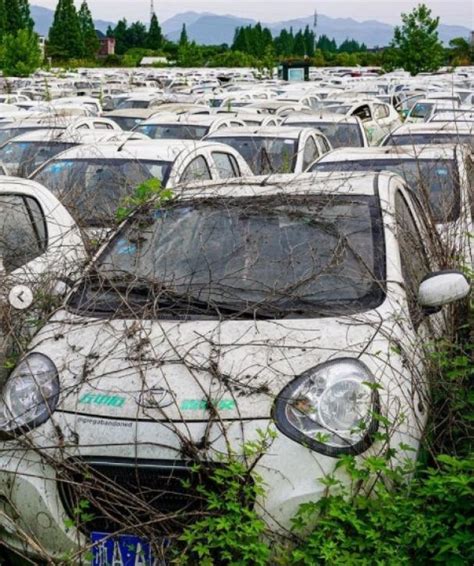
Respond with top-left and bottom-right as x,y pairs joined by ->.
293,31 -> 306,56
126,21 -> 147,49
48,0 -> 84,59
111,19 -> 128,54
78,0 -> 99,58
179,23 -> 188,47
146,12 -> 162,50
18,0 -> 34,31
0,0 -> 7,39
5,0 -> 22,33
1,27 -> 41,75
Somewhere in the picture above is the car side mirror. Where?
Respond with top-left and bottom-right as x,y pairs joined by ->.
418,271 -> 470,310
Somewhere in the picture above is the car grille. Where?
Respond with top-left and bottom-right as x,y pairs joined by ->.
57,457 -> 234,536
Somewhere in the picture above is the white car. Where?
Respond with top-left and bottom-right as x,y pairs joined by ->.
282,113 -> 369,148
0,128 -> 142,178
308,145 -> 474,266
405,99 -> 460,123
0,172 -> 469,562
133,114 -> 246,140
30,139 -> 253,233
381,123 -> 474,147
0,177 -> 86,380
205,126 -> 332,174
324,99 -> 402,145
0,116 -> 122,147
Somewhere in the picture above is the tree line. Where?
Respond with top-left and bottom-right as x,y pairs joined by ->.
0,1 -> 472,77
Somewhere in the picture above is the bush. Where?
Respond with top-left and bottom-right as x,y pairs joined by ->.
288,454 -> 473,565
0,30 -> 42,77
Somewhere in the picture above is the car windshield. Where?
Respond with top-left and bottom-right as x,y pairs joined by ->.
410,103 -> 433,118
135,123 -> 209,140
108,116 -> 145,131
32,158 -> 172,227
326,105 -> 351,115
210,136 -> 298,174
384,133 -> 474,147
312,158 -> 460,222
69,194 -> 385,319
286,121 -> 364,148
0,141 -> 75,176
117,100 -> 152,110
0,126 -> 62,145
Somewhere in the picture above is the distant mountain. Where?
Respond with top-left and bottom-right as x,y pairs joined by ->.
162,11 -> 471,48
30,5 -> 470,49
164,12 -> 257,45
31,5 -> 115,37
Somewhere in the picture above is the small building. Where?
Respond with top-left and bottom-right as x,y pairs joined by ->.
140,56 -> 169,67
278,60 -> 310,81
95,30 -> 116,57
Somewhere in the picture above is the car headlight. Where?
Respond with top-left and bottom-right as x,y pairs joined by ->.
274,358 -> 379,457
0,353 -> 59,434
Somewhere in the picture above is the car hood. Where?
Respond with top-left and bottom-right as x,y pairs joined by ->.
29,310 -> 387,422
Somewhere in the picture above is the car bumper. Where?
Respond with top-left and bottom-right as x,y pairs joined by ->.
0,413 -> 338,560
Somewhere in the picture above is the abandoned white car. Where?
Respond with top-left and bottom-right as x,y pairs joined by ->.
0,172 -> 469,563
30,139 -> 253,234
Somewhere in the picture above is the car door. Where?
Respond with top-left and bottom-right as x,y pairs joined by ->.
0,185 -> 86,381
352,104 -> 380,145
393,189 -> 442,425
301,135 -> 321,171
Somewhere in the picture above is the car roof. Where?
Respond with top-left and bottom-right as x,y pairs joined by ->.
392,122 -> 474,134
171,171 -> 397,199
104,108 -> 161,118
42,139 -> 228,162
283,112 -> 361,125
206,126 -> 312,139
138,114 -> 233,126
318,145 -> 459,161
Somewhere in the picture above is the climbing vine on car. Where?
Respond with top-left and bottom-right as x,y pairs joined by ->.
115,178 -> 174,222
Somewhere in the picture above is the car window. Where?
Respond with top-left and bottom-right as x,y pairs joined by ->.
0,195 -> 43,272
395,191 -> 431,325
316,134 -> 331,154
212,152 -> 240,179
94,122 -> 113,130
24,196 -> 48,249
353,105 -> 372,122
180,155 -> 212,183
374,104 -> 389,120
302,137 -> 320,170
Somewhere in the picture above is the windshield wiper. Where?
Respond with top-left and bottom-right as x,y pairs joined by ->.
95,279 -> 275,319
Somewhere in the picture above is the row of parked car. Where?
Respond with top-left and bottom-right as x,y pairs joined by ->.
0,66 -> 472,563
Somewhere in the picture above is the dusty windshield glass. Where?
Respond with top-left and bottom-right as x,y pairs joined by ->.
287,122 -> 363,148
312,158 -> 460,222
71,195 -> 385,319
0,141 -> 75,176
33,159 -> 171,226
384,133 -> 473,146
211,136 -> 298,174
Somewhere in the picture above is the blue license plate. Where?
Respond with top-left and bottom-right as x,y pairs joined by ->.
91,532 -> 169,565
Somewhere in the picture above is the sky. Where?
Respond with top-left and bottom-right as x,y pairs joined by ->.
33,0 -> 473,27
